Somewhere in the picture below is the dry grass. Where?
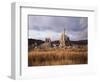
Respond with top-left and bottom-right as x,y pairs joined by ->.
28,47 -> 88,66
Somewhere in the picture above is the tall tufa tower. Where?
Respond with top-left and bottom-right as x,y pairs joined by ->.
59,28 -> 66,48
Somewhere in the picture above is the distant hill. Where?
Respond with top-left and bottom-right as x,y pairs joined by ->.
71,40 -> 87,45
28,39 -> 44,46
28,39 -> 88,46
51,40 -> 60,44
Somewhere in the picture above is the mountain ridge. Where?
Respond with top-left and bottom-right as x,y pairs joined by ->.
28,38 -> 88,46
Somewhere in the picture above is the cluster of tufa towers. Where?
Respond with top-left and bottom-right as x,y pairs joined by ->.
39,28 -> 71,49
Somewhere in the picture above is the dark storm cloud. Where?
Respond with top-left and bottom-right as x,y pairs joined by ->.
28,15 -> 88,40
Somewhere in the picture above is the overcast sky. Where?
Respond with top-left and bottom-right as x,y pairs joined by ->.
28,15 -> 88,41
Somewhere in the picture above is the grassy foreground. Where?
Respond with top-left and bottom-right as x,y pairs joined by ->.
28,47 -> 87,66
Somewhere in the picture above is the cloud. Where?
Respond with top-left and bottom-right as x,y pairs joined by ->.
28,15 -> 88,41
29,30 -> 60,41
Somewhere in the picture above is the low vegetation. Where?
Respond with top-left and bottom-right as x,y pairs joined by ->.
28,47 -> 87,66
